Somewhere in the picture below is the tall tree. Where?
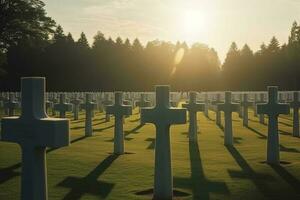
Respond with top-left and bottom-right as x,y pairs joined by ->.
0,0 -> 55,52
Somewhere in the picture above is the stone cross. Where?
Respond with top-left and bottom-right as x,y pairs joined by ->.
103,93 -> 113,122
4,93 -> 19,116
240,94 -> 253,127
141,85 -> 186,200
54,93 -> 73,118
290,91 -> 300,137
238,94 -> 243,118
211,93 -> 222,126
136,93 -> 152,113
106,92 -> 132,154
218,92 -> 239,146
81,93 -> 97,136
70,94 -> 82,120
182,91 -> 205,141
204,93 -> 209,118
1,77 -> 69,200
255,93 -> 266,124
257,86 -> 290,164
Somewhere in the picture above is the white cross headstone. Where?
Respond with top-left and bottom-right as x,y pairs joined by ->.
240,93 -> 253,127
106,92 -> 132,154
211,93 -> 222,126
141,85 -> 186,200
290,91 -> 300,137
257,86 -> 290,164
218,92 -> 239,146
1,77 -> 70,200
103,93 -> 113,122
70,95 -> 82,120
81,93 -> 97,136
136,93 -> 152,113
54,93 -> 73,118
204,92 -> 209,118
4,93 -> 18,116
182,91 -> 205,141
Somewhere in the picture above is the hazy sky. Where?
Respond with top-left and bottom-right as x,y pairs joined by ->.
44,0 -> 300,62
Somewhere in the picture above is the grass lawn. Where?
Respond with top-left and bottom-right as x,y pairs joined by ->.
0,107 -> 300,200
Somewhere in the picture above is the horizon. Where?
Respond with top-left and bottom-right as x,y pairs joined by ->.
44,0 -> 300,62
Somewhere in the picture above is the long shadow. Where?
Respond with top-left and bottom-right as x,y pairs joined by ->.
278,129 -> 291,136
92,117 -> 106,122
58,154 -> 118,200
270,164 -> 300,193
246,126 -> 267,139
226,146 -> 274,198
280,145 -> 300,153
278,121 -> 292,127
220,136 -> 243,144
279,116 -> 293,121
47,135 -> 88,153
71,126 -> 84,130
93,125 -> 114,132
93,120 -> 108,126
71,119 -> 85,124
130,118 -> 140,122
0,163 -> 21,184
0,135 -> 89,184
145,138 -> 155,150
124,124 -> 144,137
174,141 -> 229,200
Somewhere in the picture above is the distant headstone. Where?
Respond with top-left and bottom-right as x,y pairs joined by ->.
54,93 -> 73,118
290,91 -> 300,137
106,92 -> 132,154
136,93 -> 151,113
141,85 -> 186,200
182,91 -> 205,141
1,77 -> 69,200
103,93 -> 113,122
211,93 -> 222,126
70,95 -> 82,120
204,93 -> 209,118
240,94 -> 253,127
218,92 -> 239,146
4,93 -> 18,116
81,93 -> 97,136
257,86 -> 290,164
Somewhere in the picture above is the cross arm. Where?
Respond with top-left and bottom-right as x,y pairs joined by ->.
1,117 -> 70,148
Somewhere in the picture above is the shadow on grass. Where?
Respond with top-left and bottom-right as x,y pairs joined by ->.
93,125 -> 114,132
0,163 -> 21,184
0,135 -> 88,183
279,129 -> 291,136
280,145 -> 300,153
124,124 -> 144,137
278,121 -> 292,127
174,141 -> 229,200
130,118 -> 141,122
246,126 -> 267,139
220,136 -> 243,144
270,164 -> 300,193
57,154 -> 119,200
226,146 -> 274,198
93,120 -> 108,126
145,138 -> 155,150
279,116 -> 292,121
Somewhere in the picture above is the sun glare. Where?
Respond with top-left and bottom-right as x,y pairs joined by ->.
179,10 -> 210,43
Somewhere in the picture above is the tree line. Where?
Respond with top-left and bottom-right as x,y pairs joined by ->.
0,0 -> 300,91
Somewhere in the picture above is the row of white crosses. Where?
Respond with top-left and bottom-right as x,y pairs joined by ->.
1,77 -> 300,200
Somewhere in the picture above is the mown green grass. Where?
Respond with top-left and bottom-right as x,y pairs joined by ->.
0,107 -> 300,200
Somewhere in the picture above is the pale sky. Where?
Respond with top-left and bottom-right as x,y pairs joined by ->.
44,0 -> 300,62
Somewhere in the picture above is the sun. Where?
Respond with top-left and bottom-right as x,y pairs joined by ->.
179,10 -> 210,42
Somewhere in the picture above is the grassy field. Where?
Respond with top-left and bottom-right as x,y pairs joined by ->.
0,106 -> 300,200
